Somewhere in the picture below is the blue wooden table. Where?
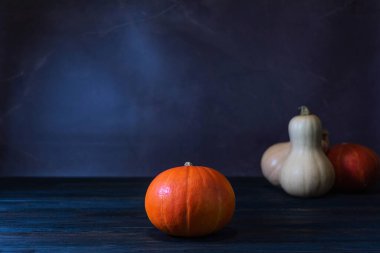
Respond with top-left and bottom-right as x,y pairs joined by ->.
0,178 -> 379,252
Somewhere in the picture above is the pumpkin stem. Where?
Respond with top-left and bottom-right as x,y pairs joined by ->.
184,162 -> 193,166
298,106 -> 310,116
322,129 -> 329,139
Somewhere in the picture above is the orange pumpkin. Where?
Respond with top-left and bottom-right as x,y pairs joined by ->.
145,162 -> 235,237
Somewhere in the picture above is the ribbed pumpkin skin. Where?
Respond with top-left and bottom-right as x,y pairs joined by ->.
145,165 -> 235,237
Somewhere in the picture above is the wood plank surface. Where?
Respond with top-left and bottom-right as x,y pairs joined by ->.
0,177 -> 379,252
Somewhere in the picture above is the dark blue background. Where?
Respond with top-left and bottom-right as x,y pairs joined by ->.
0,0 -> 379,176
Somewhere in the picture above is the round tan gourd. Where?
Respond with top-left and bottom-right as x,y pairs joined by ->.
261,142 -> 290,186
279,106 -> 335,197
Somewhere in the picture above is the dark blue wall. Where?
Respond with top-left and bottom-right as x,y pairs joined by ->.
1,0 -> 380,176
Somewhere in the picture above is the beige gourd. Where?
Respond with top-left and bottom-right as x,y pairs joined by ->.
261,143 -> 290,186
279,106 -> 335,197
261,131 -> 329,186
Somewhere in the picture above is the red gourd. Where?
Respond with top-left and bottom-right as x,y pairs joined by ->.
328,143 -> 380,192
145,162 -> 235,237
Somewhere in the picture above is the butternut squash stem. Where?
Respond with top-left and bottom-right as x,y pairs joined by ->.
299,106 -> 310,116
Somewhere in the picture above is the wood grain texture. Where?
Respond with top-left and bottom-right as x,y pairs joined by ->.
0,177 -> 379,252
